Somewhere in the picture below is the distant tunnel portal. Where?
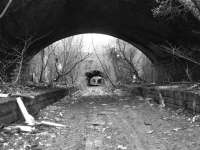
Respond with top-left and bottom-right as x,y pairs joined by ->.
85,70 -> 105,86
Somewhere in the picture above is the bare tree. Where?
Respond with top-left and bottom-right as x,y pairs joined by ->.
54,54 -> 90,82
13,31 -> 52,84
38,49 -> 45,82
13,33 -> 51,84
13,37 -> 33,84
92,41 -> 116,87
116,39 -> 144,82
152,0 -> 200,21
38,44 -> 57,82
0,1 -> 53,84
53,36 -> 90,82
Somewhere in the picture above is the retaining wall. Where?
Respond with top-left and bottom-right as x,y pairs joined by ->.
0,88 -> 71,125
130,84 -> 200,113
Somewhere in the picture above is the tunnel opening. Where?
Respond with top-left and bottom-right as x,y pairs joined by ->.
85,70 -> 105,86
1,2 -> 200,148
26,33 -> 157,87
1,0 -> 200,83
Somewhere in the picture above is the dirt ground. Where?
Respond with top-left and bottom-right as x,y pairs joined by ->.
1,86 -> 200,150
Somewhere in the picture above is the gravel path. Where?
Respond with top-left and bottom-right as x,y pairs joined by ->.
1,87 -> 200,150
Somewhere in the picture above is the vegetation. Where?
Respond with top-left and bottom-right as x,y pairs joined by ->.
152,0 -> 200,21
107,39 -> 156,84
29,36 -> 90,85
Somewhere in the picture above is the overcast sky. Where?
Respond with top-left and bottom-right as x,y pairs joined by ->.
81,33 -> 115,53
54,33 -> 118,54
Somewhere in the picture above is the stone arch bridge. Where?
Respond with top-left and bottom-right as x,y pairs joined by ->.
0,0 -> 200,81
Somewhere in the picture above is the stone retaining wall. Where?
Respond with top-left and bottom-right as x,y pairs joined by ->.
0,88 -> 71,125
130,85 -> 200,113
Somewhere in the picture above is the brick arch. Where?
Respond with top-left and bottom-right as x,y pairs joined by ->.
1,0 -> 200,81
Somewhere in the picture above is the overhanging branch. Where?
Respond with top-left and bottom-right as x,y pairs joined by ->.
0,0 -> 13,19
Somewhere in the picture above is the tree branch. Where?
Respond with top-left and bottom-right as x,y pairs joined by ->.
0,0 -> 13,19
14,39 -> 28,84
116,39 -> 144,81
55,54 -> 90,82
92,40 -> 116,87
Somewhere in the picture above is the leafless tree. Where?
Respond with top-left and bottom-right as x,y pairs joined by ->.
53,36 -> 90,82
12,31 -> 52,84
152,0 -> 200,21
0,39 -> 30,84
38,44 -> 57,82
92,41 -> 116,87
13,37 -> 33,84
13,32 -> 52,84
54,54 -> 90,82
116,39 -> 144,81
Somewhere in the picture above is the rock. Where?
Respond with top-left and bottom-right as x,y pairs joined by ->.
117,145 -> 127,150
146,130 -> 154,134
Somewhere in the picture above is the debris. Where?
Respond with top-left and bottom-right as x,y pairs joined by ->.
36,131 -> 48,136
145,97 -> 153,101
144,121 -> 152,126
158,92 -> 165,108
24,144 -> 31,150
107,122 -> 113,126
72,90 -> 82,98
0,137 -> 5,143
145,97 -> 154,106
190,124 -> 200,127
81,87 -> 111,96
132,106 -> 136,109
0,124 -> 4,129
4,125 -> 35,132
101,104 -> 107,106
38,121 -> 66,128
123,105 -> 130,108
191,115 -> 200,123
146,130 -> 154,134
0,93 -> 9,97
163,130 -> 172,135
16,97 -> 66,128
102,127 -> 109,132
187,84 -> 200,90
113,89 -> 122,95
3,142 -> 9,146
172,127 -> 182,132
161,116 -> 171,121
59,112 -> 63,117
11,93 -> 35,99
148,102 -> 154,107
117,145 -> 127,150
176,108 -> 184,114
16,97 -> 36,126
137,96 -> 144,101
106,136 -> 111,139
94,139 -> 102,147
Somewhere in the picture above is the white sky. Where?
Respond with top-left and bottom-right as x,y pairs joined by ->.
81,33 -> 115,53
53,33 -> 115,53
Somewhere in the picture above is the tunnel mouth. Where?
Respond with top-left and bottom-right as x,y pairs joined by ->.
85,70 -> 105,86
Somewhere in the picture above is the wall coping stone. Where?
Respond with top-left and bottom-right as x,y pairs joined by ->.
0,87 -> 72,125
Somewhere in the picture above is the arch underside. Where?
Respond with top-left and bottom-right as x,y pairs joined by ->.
1,0 -> 200,81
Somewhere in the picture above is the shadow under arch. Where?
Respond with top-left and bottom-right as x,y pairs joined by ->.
1,0 -> 200,82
